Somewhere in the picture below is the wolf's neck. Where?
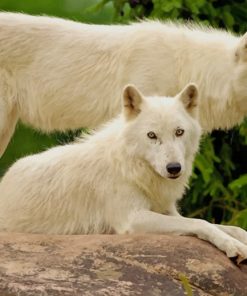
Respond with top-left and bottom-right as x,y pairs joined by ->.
177,34 -> 245,131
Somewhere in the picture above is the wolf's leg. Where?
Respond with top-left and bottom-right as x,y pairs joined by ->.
125,210 -> 247,260
167,206 -> 247,246
0,99 -> 18,157
214,224 -> 247,245
169,207 -> 247,247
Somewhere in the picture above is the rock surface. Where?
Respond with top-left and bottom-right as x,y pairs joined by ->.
0,233 -> 246,296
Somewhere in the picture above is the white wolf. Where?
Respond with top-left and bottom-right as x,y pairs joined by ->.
0,13 -> 247,157
0,83 -> 246,262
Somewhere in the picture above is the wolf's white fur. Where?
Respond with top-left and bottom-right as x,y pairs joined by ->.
0,83 -> 247,261
0,13 -> 247,156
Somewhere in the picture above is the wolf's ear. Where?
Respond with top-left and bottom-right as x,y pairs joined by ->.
123,84 -> 143,120
235,32 -> 247,62
178,83 -> 198,117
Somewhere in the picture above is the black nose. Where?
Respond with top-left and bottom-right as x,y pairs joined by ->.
166,162 -> 181,175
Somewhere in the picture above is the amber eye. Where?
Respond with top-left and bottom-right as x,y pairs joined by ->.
175,128 -> 184,137
147,131 -> 157,139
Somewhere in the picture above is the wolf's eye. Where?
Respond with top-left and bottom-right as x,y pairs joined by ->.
147,131 -> 157,139
175,128 -> 184,137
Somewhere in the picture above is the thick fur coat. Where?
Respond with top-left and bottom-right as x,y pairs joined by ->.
0,13 -> 247,156
0,84 -> 247,262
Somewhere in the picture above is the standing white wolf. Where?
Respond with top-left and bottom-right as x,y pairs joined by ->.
0,13 -> 247,156
0,83 -> 247,262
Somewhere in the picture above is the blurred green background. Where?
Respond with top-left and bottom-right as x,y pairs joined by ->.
0,0 -> 247,228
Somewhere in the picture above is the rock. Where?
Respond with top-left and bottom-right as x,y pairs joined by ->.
0,233 -> 246,296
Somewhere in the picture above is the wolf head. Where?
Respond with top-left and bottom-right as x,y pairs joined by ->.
122,83 -> 202,180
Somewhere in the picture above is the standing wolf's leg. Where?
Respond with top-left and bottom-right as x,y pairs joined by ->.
124,210 -> 247,260
0,99 -> 18,157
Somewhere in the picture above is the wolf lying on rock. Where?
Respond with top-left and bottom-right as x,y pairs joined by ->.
0,83 -> 246,262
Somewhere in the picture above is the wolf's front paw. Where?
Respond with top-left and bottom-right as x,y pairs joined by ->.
228,226 -> 247,245
217,225 -> 247,245
224,238 -> 247,263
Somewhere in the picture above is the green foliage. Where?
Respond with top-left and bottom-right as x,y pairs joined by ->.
104,0 -> 247,33
179,273 -> 193,296
185,125 -> 247,227
97,0 -> 247,228
0,0 -> 114,24
150,0 -> 247,32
